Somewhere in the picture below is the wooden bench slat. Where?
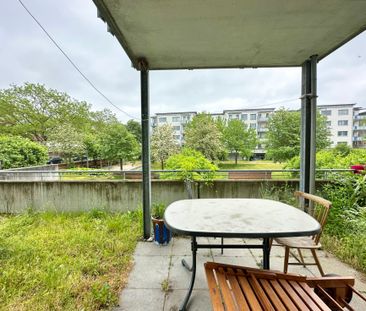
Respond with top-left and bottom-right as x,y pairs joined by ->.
205,267 -> 225,311
226,268 -> 250,310
248,273 -> 275,311
260,279 -> 287,310
217,267 -> 238,310
269,279 -> 299,310
237,273 -> 263,310
278,279 -> 311,311
298,281 -> 332,311
289,280 -> 323,311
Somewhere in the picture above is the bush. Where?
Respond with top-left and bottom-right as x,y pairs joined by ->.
320,173 -> 366,272
286,148 -> 366,170
0,135 -> 48,169
163,148 -> 218,182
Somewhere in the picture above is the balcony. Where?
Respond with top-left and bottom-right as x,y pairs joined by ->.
353,126 -> 366,130
352,136 -> 365,142
353,115 -> 366,120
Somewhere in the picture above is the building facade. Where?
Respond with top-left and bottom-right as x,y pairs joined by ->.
151,103 -> 365,156
318,104 -> 366,148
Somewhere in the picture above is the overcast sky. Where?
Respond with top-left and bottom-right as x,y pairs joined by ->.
1,0 -> 366,122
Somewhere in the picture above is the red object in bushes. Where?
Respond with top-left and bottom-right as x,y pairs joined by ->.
350,165 -> 365,174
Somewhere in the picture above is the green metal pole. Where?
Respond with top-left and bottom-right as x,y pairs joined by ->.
140,60 -> 151,239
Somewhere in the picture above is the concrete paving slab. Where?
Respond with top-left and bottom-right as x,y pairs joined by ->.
164,289 -> 212,311
171,237 -> 213,257
117,288 -> 165,311
126,255 -> 170,289
169,255 -> 210,290
135,240 -> 172,256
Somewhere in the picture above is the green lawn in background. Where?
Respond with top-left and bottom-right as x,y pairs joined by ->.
0,210 -> 142,311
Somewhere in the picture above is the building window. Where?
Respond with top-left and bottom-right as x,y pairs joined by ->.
338,120 -> 348,126
158,117 -> 167,123
321,110 -> 331,116
326,121 -> 331,127
337,131 -> 348,137
338,109 -> 349,116
250,114 -> 256,120
241,114 -> 248,121
250,123 -> 256,129
173,126 -> 180,131
172,116 -> 180,122
173,135 -> 180,140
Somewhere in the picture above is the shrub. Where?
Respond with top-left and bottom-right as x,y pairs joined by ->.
163,148 -> 218,182
0,135 -> 48,169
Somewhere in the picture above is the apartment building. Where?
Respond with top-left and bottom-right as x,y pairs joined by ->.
318,103 -> 366,148
151,103 -> 365,156
151,111 -> 197,143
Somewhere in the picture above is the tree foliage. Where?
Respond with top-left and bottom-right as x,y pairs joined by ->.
0,83 -> 90,143
151,124 -> 179,169
266,108 -> 331,162
223,119 -> 257,164
0,136 -> 48,169
126,120 -> 142,144
47,123 -> 85,163
100,123 -> 139,170
164,148 -> 218,182
184,113 -> 224,161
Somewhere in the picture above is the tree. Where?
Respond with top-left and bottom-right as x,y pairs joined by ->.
100,123 -> 139,170
0,136 -> 48,169
126,120 -> 142,144
164,148 -> 218,182
0,83 -> 91,143
184,113 -> 224,161
223,119 -> 257,164
266,108 -> 331,162
151,124 -> 179,169
47,123 -> 85,163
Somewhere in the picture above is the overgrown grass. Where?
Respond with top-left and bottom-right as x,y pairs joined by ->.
0,210 -> 142,311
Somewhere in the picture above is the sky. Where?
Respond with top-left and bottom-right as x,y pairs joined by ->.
1,0 -> 366,122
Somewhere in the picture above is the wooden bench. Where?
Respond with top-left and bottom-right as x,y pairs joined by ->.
228,171 -> 272,180
205,262 -> 365,311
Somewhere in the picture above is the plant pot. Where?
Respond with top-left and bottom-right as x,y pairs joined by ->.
152,217 -> 172,245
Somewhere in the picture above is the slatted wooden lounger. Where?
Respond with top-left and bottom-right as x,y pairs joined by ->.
205,262 -> 366,311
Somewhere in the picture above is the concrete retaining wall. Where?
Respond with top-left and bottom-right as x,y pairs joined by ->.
0,165 -> 59,181
0,180 -> 307,213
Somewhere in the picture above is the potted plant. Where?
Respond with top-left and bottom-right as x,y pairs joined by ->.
151,203 -> 172,245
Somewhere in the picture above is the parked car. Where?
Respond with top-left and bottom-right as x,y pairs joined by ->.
47,157 -> 63,164
73,156 -> 88,162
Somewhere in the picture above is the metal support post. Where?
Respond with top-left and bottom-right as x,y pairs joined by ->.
300,55 -> 317,212
140,59 -> 151,239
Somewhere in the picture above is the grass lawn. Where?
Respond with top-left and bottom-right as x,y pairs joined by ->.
218,160 -> 285,170
0,210 -> 142,311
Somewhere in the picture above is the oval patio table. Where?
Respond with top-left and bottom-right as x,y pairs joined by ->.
164,198 -> 321,311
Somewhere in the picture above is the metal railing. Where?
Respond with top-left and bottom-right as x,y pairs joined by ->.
0,168 -> 354,181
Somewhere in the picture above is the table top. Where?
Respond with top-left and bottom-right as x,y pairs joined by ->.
164,199 -> 321,238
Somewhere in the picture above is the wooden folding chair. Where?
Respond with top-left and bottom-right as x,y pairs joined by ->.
274,191 -> 332,276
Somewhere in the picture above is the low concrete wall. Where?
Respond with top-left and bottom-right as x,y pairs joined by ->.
0,180 -> 309,214
0,165 -> 59,181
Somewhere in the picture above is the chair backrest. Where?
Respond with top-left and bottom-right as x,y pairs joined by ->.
294,191 -> 332,244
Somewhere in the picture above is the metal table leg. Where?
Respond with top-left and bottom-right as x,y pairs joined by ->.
263,237 -> 271,269
180,236 -> 197,311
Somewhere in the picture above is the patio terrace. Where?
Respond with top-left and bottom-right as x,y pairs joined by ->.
117,237 -> 366,310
